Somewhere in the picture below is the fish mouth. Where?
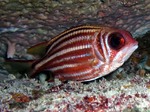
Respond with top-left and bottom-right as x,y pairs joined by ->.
131,42 -> 138,51
121,43 -> 138,62
131,41 -> 138,52
133,41 -> 138,48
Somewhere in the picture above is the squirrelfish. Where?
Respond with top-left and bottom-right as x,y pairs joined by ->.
5,26 -> 138,82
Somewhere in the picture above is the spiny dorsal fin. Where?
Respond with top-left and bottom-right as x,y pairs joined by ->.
27,41 -> 48,57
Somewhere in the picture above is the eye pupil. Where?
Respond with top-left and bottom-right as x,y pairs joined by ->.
109,33 -> 125,50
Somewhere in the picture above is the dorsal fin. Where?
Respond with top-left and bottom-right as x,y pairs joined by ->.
27,41 -> 48,57
4,59 -> 35,74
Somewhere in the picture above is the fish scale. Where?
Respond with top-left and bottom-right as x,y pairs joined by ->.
38,45 -> 94,81
34,30 -> 100,81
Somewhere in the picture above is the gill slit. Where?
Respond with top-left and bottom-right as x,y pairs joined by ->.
104,32 -> 111,63
93,31 -> 104,61
101,30 -> 108,63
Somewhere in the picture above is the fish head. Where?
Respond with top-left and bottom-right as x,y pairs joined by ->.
106,29 -> 138,64
93,27 -> 138,74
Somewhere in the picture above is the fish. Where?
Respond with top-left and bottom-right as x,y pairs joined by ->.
5,25 -> 138,82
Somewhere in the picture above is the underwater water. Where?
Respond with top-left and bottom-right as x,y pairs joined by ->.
0,0 -> 150,111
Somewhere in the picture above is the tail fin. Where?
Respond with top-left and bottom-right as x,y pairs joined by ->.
4,59 -> 35,75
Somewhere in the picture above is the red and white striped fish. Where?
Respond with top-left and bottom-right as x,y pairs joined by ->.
5,26 -> 138,82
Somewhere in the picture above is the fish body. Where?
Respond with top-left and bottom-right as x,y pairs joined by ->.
28,26 -> 138,82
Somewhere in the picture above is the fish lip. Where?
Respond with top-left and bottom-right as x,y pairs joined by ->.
120,43 -> 138,63
133,43 -> 138,50
130,40 -> 138,50
133,40 -> 138,47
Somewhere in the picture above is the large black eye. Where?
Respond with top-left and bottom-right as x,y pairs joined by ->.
108,33 -> 125,50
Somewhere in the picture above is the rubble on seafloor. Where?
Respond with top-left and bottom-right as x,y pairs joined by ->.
0,75 -> 150,112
